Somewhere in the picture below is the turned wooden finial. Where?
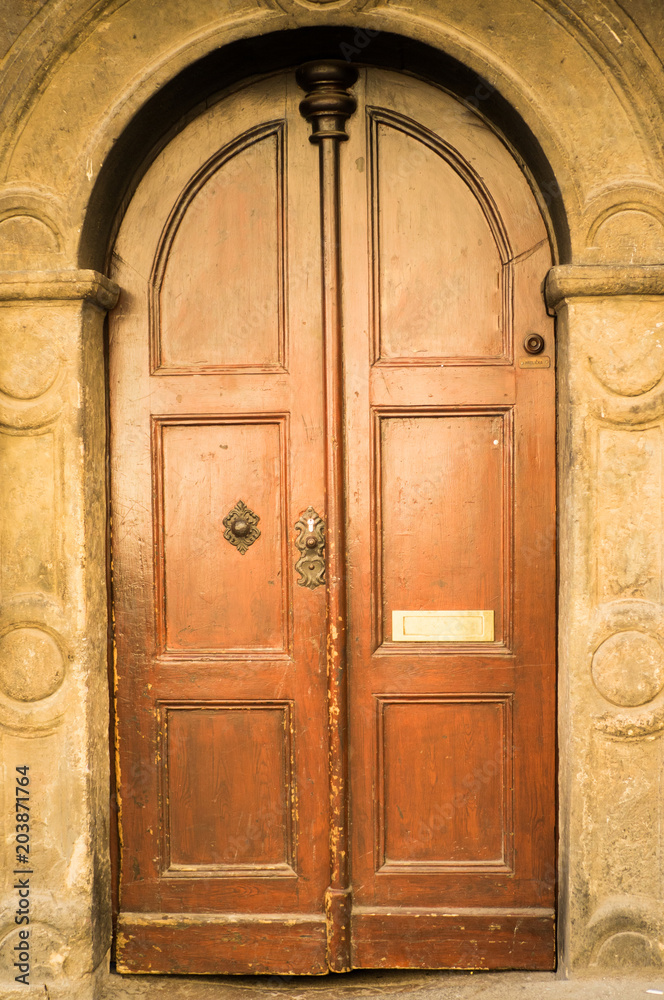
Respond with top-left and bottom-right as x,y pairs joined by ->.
296,61 -> 359,142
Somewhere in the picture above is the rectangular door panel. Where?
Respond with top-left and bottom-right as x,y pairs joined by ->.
118,915 -> 328,975
376,695 -> 513,873
375,410 -> 511,650
161,702 -> 295,875
155,416 -> 289,655
351,909 -> 555,970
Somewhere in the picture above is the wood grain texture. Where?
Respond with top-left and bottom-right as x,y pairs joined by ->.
376,695 -> 513,872
376,410 -> 510,650
117,914 -> 327,975
154,416 -> 289,654
343,68 -> 555,964
369,111 -> 509,364
111,75 -> 330,934
351,908 -> 555,969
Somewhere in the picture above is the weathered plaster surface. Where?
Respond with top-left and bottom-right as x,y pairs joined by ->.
0,1 -> 663,997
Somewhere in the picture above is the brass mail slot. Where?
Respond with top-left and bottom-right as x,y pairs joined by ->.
391,610 -> 495,642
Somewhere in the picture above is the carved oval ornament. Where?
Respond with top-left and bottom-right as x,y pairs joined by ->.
591,630 -> 664,707
595,931 -> 662,969
0,627 -> 65,702
0,313 -> 60,400
588,303 -> 664,397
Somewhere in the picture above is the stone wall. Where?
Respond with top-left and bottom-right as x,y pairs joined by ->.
0,1 -> 663,996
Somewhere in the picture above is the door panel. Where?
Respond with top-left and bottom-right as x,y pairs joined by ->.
162,702 -> 295,873
377,412 -> 508,647
110,65 -> 556,974
111,76 -> 330,973
370,113 -> 506,362
343,69 -> 555,968
376,695 -> 512,869
155,124 -> 286,373
156,417 -> 289,653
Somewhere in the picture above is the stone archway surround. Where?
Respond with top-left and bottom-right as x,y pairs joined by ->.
1,3 -> 664,997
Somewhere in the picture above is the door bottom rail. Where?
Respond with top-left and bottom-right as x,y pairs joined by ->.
116,907 -> 555,974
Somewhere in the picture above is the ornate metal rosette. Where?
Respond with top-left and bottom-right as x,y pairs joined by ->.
222,500 -> 260,555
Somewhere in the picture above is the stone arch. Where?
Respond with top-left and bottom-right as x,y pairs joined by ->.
1,2 -> 662,271
78,27 -> 570,270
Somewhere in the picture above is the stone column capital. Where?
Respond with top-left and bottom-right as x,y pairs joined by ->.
0,269 -> 119,310
545,264 -> 664,311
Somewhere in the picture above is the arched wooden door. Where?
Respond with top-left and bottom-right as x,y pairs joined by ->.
110,62 -> 556,975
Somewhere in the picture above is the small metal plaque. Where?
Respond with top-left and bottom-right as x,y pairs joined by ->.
392,610 -> 495,642
519,356 -> 550,369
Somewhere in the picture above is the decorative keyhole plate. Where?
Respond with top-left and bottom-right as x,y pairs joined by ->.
223,500 -> 261,555
294,506 -> 325,589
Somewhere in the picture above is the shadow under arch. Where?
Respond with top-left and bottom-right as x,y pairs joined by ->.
79,25 -> 570,272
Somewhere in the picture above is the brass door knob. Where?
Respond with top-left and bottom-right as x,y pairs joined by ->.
524,333 -> 545,355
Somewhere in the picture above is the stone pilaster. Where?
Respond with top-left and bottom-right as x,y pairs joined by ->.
548,265 -> 664,971
0,271 -> 118,1000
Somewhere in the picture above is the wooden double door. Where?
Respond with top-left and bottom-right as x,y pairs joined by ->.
110,63 -> 556,975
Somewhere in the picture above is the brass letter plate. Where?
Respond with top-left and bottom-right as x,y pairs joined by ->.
519,356 -> 550,369
392,610 -> 495,642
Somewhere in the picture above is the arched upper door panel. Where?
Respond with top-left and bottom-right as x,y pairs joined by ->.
152,123 -> 287,374
369,110 -> 509,361
355,70 -> 549,367
114,68 -> 549,375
